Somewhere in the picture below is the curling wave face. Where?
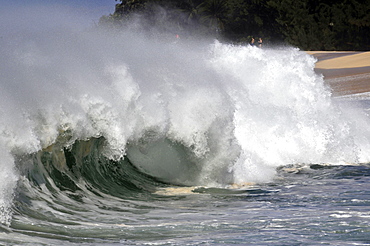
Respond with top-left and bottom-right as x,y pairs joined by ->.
2,6 -> 370,226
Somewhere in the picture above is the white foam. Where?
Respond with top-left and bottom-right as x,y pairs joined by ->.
0,143 -> 18,226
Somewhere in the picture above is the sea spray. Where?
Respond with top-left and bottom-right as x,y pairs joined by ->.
208,42 -> 365,182
0,146 -> 18,226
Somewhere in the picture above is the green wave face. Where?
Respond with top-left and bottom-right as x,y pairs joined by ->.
20,137 -> 167,201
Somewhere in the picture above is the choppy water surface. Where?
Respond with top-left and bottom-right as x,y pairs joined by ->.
6,158 -> 370,245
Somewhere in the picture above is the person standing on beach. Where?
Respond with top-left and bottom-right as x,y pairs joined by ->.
258,38 -> 262,48
250,37 -> 255,46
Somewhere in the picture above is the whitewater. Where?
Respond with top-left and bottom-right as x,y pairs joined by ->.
1,4 -> 370,245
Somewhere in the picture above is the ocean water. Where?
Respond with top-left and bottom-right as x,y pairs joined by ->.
1,5 -> 370,246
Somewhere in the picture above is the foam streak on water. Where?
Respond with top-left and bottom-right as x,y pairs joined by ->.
1,4 -> 370,231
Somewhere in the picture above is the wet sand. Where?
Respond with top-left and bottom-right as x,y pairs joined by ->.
307,51 -> 370,97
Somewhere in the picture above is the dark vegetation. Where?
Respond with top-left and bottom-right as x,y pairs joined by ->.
99,0 -> 370,50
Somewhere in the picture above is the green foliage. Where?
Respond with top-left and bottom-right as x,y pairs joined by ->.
269,0 -> 370,50
99,0 -> 370,50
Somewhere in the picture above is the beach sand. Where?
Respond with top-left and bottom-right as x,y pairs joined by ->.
306,51 -> 370,97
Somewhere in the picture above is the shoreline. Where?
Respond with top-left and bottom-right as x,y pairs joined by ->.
307,51 -> 370,96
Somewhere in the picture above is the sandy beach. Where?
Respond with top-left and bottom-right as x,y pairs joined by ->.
307,51 -> 370,96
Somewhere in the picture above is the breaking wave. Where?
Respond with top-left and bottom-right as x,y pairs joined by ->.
1,4 -> 370,227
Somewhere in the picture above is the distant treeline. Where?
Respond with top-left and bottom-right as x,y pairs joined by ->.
99,0 -> 370,50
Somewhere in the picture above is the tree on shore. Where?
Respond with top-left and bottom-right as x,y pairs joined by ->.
99,0 -> 370,50
270,0 -> 370,50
